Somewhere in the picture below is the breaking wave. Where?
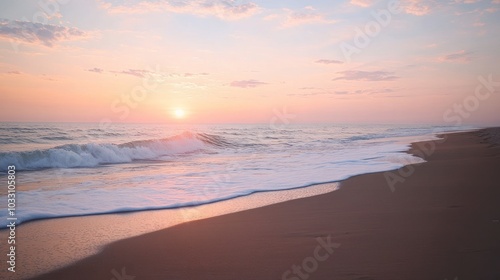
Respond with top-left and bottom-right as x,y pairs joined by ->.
0,131 -> 231,171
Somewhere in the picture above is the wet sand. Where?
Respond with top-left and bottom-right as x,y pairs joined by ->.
29,128 -> 500,280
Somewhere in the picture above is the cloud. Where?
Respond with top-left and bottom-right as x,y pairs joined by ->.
350,0 -> 375,7
87,68 -> 104,73
351,88 -> 394,94
230,79 -> 267,88
0,19 -> 87,47
454,0 -> 480,3
349,0 -> 437,15
6,70 -> 21,75
282,7 -> 336,27
400,0 -> 434,16
98,0 -> 260,20
289,87 -> 394,97
106,69 -> 202,79
333,70 -> 399,81
172,81 -> 207,90
111,69 -> 152,78
437,50 -> 473,63
315,59 -> 343,65
349,0 -> 462,16
110,68 -> 166,79
183,72 -> 209,77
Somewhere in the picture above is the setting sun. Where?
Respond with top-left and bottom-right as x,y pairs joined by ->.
173,108 -> 186,119
1,1 -> 500,279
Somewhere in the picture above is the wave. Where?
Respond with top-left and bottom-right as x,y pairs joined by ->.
0,181 -> 340,227
344,132 -> 391,142
40,136 -> 73,141
0,131 -> 231,171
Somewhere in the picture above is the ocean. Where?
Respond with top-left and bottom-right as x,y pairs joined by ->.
0,122 -> 474,227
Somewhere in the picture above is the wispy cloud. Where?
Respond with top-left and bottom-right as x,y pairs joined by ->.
96,68 -> 202,79
111,69 -> 153,78
289,87 -> 394,97
400,0 -> 434,16
352,88 -> 395,94
315,59 -> 344,65
437,50 -> 473,63
454,0 -> 480,3
404,0 -> 497,16
350,0 -> 437,15
98,0 -> 260,20
171,82 -> 207,90
0,19 -> 87,47
183,72 -> 209,77
356,0 -> 475,16
6,70 -> 22,75
86,68 -> 104,73
282,6 -> 336,27
230,79 -> 267,88
333,70 -> 399,81
350,0 -> 375,7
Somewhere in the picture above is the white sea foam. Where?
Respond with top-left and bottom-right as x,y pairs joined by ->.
0,131 -> 216,170
0,123 -> 475,226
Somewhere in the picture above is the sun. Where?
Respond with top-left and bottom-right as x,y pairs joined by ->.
173,108 -> 186,119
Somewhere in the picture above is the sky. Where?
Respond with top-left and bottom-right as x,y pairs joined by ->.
0,0 -> 499,125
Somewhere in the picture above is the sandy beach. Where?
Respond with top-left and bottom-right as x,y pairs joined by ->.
27,128 -> 500,280
3,1 -> 499,279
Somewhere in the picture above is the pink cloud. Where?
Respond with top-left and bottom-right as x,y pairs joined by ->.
437,50 -> 473,63
0,19 -> 87,47
333,70 -> 399,81
98,0 -> 260,20
282,7 -> 336,28
315,59 -> 344,65
454,0 -> 480,3
400,0 -> 434,16
230,79 -> 268,88
349,0 -> 375,7
86,68 -> 104,73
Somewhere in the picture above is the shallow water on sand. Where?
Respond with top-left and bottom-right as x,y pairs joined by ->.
0,123 -> 472,227
0,182 -> 338,279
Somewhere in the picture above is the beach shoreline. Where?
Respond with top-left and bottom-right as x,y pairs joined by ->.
0,180 -> 339,280
13,127 -> 500,279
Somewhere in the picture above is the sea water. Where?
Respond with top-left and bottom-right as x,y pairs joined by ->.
0,123 -> 474,226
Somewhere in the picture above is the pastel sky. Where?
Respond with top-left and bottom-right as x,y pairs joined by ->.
0,0 -> 499,125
